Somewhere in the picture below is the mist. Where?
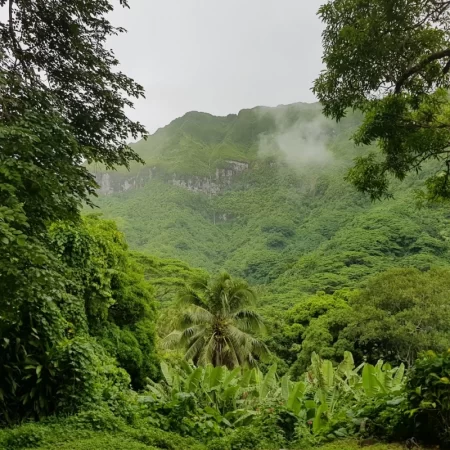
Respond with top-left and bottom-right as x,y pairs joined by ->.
258,108 -> 335,171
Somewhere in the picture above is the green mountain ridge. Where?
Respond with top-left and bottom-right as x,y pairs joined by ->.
92,102 -> 450,308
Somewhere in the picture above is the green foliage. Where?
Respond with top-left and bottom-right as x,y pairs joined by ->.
0,412 -> 206,450
141,351 -> 408,446
131,253 -> 208,305
1,423 -> 49,449
272,291 -> 353,376
406,350 -> 450,446
275,268 -> 450,377
164,273 -> 269,368
314,0 -> 450,200
0,350 -> 423,449
0,0 -> 147,425
317,442 -> 405,450
0,215 -> 158,422
344,268 -> 450,366
50,215 -> 159,389
207,426 -> 277,450
94,103 -> 450,314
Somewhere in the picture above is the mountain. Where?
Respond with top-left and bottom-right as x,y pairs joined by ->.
91,102 -> 450,308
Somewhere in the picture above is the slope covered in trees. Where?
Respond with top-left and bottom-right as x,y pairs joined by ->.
94,102 -> 450,308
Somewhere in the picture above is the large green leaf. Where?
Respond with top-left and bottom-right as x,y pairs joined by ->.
160,361 -> 173,387
338,351 -> 355,376
260,363 -> 277,399
313,402 -> 329,434
223,367 -> 240,389
286,381 -> 306,415
240,368 -> 253,388
322,360 -> 334,391
209,366 -> 225,389
393,363 -> 405,387
280,374 -> 290,402
186,367 -> 204,392
362,364 -> 376,397
222,385 -> 240,401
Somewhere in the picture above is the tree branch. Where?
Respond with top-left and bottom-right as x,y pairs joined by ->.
443,58 -> 450,74
8,0 -> 22,59
395,48 -> 450,93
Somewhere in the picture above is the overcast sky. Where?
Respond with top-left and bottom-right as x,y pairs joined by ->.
108,0 -> 324,133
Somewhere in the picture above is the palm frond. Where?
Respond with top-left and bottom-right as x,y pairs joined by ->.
233,309 -> 266,333
226,326 -> 254,365
179,306 -> 214,327
180,326 -> 203,344
228,282 -> 257,312
198,333 -> 217,366
184,331 -> 207,362
177,284 -> 208,308
222,336 -> 241,368
162,330 -> 183,349
227,326 -> 270,365
249,337 -> 270,361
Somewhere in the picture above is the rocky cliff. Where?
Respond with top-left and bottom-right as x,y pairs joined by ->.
95,160 -> 249,196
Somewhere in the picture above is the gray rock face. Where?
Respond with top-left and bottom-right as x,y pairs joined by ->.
169,160 -> 249,195
95,160 -> 249,196
95,167 -> 156,195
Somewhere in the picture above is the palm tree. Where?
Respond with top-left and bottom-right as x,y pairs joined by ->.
164,272 -> 269,368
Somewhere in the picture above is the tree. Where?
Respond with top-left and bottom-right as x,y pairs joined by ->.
343,268 -> 450,366
273,291 -> 354,378
0,0 -> 146,229
313,0 -> 450,201
0,0 -> 147,421
50,215 -> 159,389
164,273 -> 269,368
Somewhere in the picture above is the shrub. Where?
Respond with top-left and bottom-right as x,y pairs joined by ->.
406,350 -> 450,446
66,408 -> 125,432
205,427 -> 268,450
0,423 -> 48,450
207,438 -> 231,450
254,404 -> 296,445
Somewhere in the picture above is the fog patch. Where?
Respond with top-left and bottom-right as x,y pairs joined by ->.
257,106 -> 335,171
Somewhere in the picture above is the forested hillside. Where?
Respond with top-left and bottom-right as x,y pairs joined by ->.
93,102 -> 450,307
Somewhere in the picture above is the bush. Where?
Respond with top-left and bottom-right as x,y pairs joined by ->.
35,435 -> 156,450
0,423 -> 48,450
207,438 -> 231,450
406,350 -> 450,446
254,404 -> 296,445
209,426 -> 278,450
0,416 -> 207,450
66,408 -> 126,432
131,425 -> 205,450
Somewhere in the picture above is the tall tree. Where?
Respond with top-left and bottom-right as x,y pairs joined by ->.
164,273 -> 269,368
0,0 -> 147,421
314,0 -> 450,201
0,0 -> 146,229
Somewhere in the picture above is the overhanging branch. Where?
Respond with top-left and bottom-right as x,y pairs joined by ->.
395,48 -> 450,93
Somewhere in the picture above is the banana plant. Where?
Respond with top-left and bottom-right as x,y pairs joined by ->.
280,373 -> 307,415
142,352 -> 407,436
308,352 -> 406,435
361,360 -> 405,397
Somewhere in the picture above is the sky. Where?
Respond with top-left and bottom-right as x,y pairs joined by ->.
108,0 -> 324,133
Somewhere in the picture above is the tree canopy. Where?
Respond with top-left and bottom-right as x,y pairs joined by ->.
314,0 -> 450,201
0,0 -> 150,422
344,267 -> 450,366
